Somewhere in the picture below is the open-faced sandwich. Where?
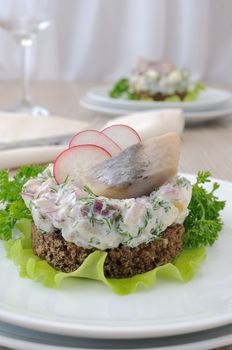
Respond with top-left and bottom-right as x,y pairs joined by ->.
0,125 -> 225,294
109,58 -> 205,102
22,128 -> 188,277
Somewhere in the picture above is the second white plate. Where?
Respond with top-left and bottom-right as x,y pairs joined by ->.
80,96 -> 232,124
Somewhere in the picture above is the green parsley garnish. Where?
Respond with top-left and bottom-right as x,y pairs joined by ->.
184,171 -> 225,248
109,78 -> 129,98
0,165 -> 45,240
109,79 -> 137,100
83,185 -> 96,196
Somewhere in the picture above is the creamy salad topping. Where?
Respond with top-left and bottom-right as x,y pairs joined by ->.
129,67 -> 189,96
22,165 -> 192,250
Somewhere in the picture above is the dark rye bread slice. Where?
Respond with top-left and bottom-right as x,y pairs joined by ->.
136,91 -> 187,101
31,223 -> 184,278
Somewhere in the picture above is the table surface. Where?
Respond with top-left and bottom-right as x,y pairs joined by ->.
0,81 -> 231,350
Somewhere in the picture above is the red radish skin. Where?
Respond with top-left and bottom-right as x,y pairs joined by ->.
53,144 -> 111,185
101,124 -> 141,150
69,129 -> 121,156
21,192 -> 34,198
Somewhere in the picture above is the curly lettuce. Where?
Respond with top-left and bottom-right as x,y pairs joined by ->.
4,219 -> 206,295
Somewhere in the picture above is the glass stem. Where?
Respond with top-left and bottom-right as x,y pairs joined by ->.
21,43 -> 32,106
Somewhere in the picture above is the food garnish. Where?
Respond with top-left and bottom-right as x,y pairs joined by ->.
184,171 -> 225,248
69,129 -> 121,156
101,124 -> 141,149
53,144 -> 111,185
0,165 -> 45,240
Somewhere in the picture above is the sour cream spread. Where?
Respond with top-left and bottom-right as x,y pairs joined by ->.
22,165 -> 192,250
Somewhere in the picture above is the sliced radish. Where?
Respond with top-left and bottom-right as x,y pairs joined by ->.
54,145 -> 111,184
101,124 -> 141,150
69,130 -> 121,156
21,192 -> 34,206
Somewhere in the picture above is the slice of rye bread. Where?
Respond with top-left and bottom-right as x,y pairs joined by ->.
31,223 -> 184,278
135,91 -> 187,101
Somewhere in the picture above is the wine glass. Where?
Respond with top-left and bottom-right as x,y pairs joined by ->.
0,0 -> 53,116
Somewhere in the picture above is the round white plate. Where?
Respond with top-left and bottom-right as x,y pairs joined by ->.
1,320 -> 232,350
0,175 -> 231,340
87,85 -> 232,112
80,96 -> 232,124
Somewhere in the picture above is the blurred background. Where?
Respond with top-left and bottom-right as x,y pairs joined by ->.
0,0 -> 231,84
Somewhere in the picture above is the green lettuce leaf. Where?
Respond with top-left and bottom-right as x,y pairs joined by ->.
164,95 -> 181,102
4,219 -> 206,295
182,82 -> 206,102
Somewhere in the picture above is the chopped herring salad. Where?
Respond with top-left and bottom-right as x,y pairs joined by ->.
22,165 -> 192,250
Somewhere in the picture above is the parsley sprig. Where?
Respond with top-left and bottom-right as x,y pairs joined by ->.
184,171 -> 225,248
0,165 -> 45,240
109,79 -> 137,100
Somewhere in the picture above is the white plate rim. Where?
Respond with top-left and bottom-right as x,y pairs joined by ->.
1,327 -> 232,350
2,306 -> 232,340
80,96 -> 232,123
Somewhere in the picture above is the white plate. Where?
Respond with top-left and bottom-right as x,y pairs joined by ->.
0,175 -> 231,340
0,174 -> 231,340
80,97 -> 232,124
1,320 -> 232,350
87,85 -> 232,112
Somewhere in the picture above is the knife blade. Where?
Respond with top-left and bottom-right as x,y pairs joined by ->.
0,133 -> 75,151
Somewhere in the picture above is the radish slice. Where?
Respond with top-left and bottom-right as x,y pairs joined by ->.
53,145 -> 111,184
101,124 -> 141,150
21,192 -> 34,206
69,130 -> 121,156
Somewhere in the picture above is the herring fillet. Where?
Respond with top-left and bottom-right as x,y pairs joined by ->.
83,132 -> 181,199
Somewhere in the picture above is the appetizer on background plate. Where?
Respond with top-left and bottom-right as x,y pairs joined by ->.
109,58 -> 205,102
